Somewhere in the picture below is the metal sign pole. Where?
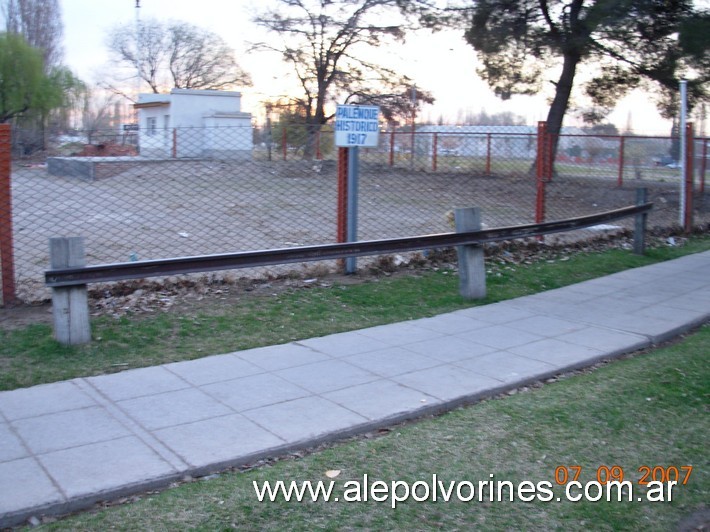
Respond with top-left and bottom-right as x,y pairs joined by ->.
345,146 -> 359,274
334,103 -> 379,274
679,79 -> 687,227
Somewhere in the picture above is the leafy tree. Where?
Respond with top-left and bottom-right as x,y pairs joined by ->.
106,18 -> 251,95
1,0 -> 63,70
35,65 -> 81,125
253,0 -> 436,158
2,0 -> 81,147
0,32 -> 82,159
267,100 -> 310,155
0,32 -> 44,122
461,0 -> 708,159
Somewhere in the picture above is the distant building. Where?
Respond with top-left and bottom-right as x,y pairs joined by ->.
413,125 -> 592,160
134,89 -> 252,159
415,125 -> 537,159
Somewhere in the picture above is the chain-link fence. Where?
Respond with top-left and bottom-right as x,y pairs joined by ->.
2,123 -> 708,303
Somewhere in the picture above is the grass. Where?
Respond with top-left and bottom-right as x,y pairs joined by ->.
39,324 -> 709,530
1,235 -> 709,392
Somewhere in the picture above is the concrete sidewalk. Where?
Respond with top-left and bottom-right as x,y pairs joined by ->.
1,251 -> 709,527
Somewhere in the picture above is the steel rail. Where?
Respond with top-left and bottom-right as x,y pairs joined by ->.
45,203 -> 652,288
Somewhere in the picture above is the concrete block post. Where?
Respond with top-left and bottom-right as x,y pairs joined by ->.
49,237 -> 91,345
455,207 -> 486,299
634,188 -> 648,256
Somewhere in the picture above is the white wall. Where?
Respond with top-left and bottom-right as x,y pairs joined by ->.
137,89 -> 253,159
203,113 -> 253,158
170,89 -> 242,127
139,104 -> 171,158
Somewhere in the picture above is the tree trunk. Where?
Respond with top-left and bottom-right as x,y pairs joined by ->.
303,121 -> 320,160
303,99 -> 325,160
545,51 -> 581,165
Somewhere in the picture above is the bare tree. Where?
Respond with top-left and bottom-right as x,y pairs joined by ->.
106,18 -> 252,94
1,0 -> 63,71
79,86 -> 122,143
168,22 -> 251,90
252,0 -> 436,158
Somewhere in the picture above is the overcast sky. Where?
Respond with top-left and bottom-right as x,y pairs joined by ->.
56,0 -> 674,133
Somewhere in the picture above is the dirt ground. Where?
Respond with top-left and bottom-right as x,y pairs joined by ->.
8,157 -> 709,303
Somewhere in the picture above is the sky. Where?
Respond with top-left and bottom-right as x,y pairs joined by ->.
56,0 -> 676,134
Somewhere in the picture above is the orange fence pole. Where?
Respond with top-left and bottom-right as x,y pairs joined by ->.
0,124 -> 16,305
684,123 -> 694,232
535,122 -> 547,224
282,128 -> 287,161
617,135 -> 625,187
700,138 -> 707,194
337,147 -> 348,244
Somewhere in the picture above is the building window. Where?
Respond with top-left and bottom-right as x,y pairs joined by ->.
147,117 -> 157,136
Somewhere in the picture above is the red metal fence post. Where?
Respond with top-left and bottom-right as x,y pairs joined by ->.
700,138 -> 707,194
535,122 -> 547,224
0,124 -> 16,305
316,130 -> 322,160
485,133 -> 492,176
432,133 -> 438,172
617,135 -> 625,187
282,127 -> 287,161
684,123 -> 694,233
336,147 -> 349,271
410,126 -> 415,166
337,147 -> 348,244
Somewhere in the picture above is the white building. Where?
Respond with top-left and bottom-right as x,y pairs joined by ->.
413,125 -> 591,160
134,89 -> 252,159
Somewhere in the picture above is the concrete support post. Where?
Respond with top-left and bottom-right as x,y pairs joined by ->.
634,188 -> 648,256
50,237 -> 91,345
455,207 -> 486,300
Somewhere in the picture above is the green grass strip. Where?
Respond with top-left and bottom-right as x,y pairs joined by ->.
2,236 -> 708,391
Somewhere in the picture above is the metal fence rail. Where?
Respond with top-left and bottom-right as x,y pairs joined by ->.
45,201 -> 652,345
45,202 -> 654,287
